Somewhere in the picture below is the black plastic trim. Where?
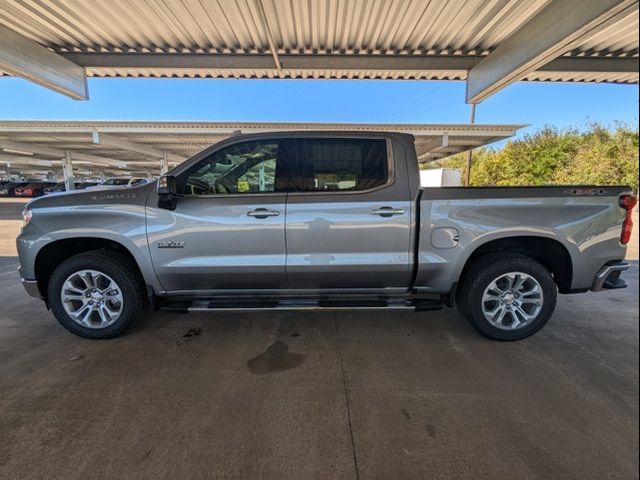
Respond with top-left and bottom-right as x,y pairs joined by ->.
420,185 -> 632,200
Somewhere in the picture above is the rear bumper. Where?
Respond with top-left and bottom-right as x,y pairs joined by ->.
591,261 -> 630,291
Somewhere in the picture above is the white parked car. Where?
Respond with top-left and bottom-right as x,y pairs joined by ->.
84,177 -> 152,191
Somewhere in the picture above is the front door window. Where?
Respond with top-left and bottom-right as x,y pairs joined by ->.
181,141 -> 283,195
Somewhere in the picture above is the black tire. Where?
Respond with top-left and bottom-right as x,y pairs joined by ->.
456,252 -> 557,341
48,250 -> 145,339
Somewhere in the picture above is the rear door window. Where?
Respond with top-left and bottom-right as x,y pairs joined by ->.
290,138 -> 389,192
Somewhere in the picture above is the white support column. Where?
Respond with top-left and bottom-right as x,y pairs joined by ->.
62,151 -> 75,191
464,104 -> 477,187
160,151 -> 169,174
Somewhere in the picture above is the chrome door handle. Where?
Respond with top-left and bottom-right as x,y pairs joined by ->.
371,207 -> 405,217
247,208 -> 280,218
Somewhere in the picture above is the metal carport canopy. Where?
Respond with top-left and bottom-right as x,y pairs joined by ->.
0,0 -> 638,101
0,121 -> 524,177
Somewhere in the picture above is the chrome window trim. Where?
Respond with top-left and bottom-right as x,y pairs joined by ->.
175,134 -> 396,199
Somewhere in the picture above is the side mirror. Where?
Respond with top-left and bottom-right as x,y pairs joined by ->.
157,175 -> 177,210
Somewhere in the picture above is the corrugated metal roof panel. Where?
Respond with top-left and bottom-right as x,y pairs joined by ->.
1,0 -> 552,55
0,0 -> 637,84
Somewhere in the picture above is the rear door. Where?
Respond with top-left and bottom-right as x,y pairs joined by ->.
284,136 -> 413,292
147,138 -> 292,292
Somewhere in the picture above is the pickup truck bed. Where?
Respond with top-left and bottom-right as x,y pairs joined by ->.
416,185 -> 630,295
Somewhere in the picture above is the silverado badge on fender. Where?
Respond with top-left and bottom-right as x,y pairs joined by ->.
157,240 -> 185,249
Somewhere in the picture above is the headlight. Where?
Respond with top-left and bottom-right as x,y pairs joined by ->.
22,208 -> 32,227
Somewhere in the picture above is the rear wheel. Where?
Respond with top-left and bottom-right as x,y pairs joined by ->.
48,250 -> 145,339
457,253 -> 557,341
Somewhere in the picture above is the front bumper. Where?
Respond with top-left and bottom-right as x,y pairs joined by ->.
591,261 -> 630,291
21,278 -> 43,299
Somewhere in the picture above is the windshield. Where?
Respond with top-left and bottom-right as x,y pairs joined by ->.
101,178 -> 130,186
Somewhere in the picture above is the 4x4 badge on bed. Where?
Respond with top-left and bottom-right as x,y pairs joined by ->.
563,187 -> 607,196
157,240 -> 185,249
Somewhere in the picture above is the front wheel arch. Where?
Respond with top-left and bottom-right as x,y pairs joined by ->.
35,238 -> 146,303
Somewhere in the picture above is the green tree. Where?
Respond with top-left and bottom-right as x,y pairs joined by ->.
428,123 -> 638,191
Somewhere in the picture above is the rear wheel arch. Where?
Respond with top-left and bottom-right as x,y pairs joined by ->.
34,237 -> 147,302
458,235 -> 573,294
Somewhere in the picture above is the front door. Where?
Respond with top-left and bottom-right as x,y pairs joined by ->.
147,139 -> 291,292
284,137 -> 413,292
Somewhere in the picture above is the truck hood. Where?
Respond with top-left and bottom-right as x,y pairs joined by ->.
26,183 -> 155,209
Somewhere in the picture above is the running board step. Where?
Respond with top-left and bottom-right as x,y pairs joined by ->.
161,299 -> 442,313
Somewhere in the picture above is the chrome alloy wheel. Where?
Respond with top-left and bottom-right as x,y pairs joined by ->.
60,269 -> 124,329
481,272 -> 544,330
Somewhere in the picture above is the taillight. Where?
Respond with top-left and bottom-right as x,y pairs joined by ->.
619,194 -> 637,245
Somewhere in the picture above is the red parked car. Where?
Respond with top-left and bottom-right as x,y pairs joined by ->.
14,182 -> 54,198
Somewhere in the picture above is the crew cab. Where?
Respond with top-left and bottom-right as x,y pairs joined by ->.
17,132 -> 635,340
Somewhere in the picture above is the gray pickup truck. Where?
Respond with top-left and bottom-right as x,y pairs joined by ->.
17,132 -> 636,341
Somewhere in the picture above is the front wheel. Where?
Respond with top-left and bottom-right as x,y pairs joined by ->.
48,250 -> 145,339
457,253 -> 557,341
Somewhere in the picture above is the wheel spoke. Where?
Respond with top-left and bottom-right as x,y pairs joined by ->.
63,291 -> 85,301
80,272 -> 95,289
512,306 -> 532,326
488,285 -> 505,295
491,305 -> 508,325
520,284 -> 541,297
512,274 -> 526,291
65,284 -> 84,295
485,303 -> 501,315
503,274 -> 514,290
73,303 -> 93,326
97,305 -> 111,325
483,292 -> 502,303
520,298 -> 541,306
104,300 -> 122,314
509,310 -> 521,329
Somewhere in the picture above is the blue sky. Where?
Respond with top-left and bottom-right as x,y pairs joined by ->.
1,77 -> 638,138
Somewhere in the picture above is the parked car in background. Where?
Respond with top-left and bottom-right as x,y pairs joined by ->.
18,132 -> 635,341
0,181 -> 28,197
43,182 -> 99,195
84,177 -> 152,191
43,182 -> 66,195
14,182 -> 55,198
78,181 -> 99,189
